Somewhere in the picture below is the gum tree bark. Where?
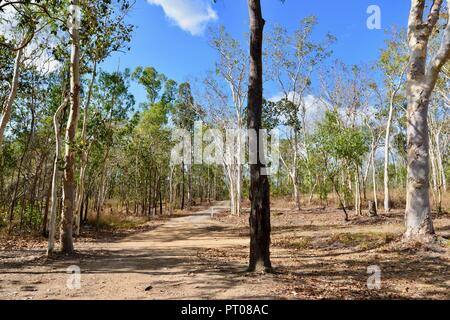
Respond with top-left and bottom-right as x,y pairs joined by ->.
60,1 -> 81,254
247,0 -> 272,272
405,0 -> 450,239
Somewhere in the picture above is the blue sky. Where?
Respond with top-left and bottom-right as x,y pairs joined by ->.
101,0 -> 411,106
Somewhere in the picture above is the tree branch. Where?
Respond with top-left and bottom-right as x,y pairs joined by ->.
425,0 -> 444,36
426,4 -> 450,89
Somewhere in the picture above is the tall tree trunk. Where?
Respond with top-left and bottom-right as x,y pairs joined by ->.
383,94 -> 395,213
405,0 -> 449,239
187,163 -> 192,210
168,165 -> 174,215
60,3 -> 80,254
355,168 -> 362,216
181,162 -> 185,210
247,0 -> 271,272
236,164 -> 242,216
429,132 -> 439,193
371,141 -> 378,212
0,47 -> 23,147
75,60 -> 97,236
434,128 -> 447,192
47,97 -> 68,255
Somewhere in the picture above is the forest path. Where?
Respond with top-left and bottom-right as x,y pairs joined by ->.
1,202 -> 282,300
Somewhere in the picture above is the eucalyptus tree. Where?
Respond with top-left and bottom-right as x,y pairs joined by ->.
313,111 -> 369,220
87,70 -> 134,226
172,82 -> 200,211
58,0 -> 81,254
319,61 -> 372,215
0,0 -> 48,147
404,0 -> 450,239
208,26 -> 247,216
266,16 -> 334,210
378,29 -> 409,213
74,0 -> 134,236
130,66 -> 177,214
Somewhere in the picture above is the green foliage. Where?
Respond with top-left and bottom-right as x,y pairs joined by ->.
172,82 -> 201,130
132,66 -> 167,105
315,110 -> 368,167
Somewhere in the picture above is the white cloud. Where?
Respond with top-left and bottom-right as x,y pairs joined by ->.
147,0 -> 218,36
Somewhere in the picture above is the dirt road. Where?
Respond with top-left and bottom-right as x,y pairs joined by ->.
0,203 -> 282,300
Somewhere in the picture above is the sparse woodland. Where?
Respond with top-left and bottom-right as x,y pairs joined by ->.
0,0 -> 449,300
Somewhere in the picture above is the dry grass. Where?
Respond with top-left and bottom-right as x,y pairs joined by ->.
329,232 -> 397,250
208,200 -> 450,299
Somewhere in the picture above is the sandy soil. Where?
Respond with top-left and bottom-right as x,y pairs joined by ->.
0,202 -> 449,300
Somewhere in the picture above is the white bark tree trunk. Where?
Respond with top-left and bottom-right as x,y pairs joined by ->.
47,97 -> 68,255
371,142 -> 378,212
405,0 -> 450,239
60,2 -> 81,253
429,131 -> 438,193
355,169 -> 361,216
434,128 -> 447,192
383,95 -> 395,213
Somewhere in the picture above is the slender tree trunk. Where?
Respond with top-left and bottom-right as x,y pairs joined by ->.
371,142 -> 378,213
383,102 -> 393,214
434,129 -> 447,192
247,0 -> 271,272
293,181 -> 300,210
355,168 -> 361,215
236,164 -> 242,216
187,163 -> 192,210
159,180 -> 163,215
169,165 -> 174,216
60,4 -> 80,254
429,133 -> 438,193
334,179 -> 349,222
47,97 -> 68,255
181,162 -> 185,210
229,176 -> 236,215
75,60 -> 97,236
